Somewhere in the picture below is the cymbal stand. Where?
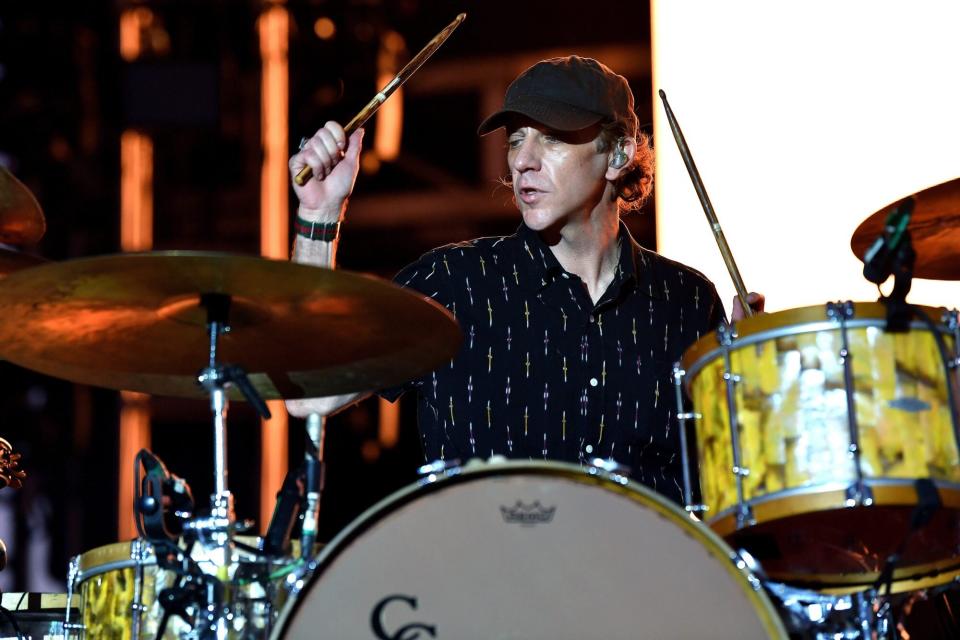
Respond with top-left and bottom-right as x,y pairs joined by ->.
188,292 -> 272,638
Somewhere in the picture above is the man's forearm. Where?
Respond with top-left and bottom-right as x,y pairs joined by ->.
292,203 -> 344,268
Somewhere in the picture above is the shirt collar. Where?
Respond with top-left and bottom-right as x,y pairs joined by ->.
507,222 -> 664,300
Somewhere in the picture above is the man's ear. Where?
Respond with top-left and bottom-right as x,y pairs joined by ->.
605,136 -> 636,180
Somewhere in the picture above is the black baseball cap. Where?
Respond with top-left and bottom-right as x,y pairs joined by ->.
477,56 -> 638,137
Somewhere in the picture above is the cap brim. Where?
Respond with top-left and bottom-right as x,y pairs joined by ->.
477,96 -> 605,136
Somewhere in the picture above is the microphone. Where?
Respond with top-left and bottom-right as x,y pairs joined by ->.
261,466 -> 304,556
863,199 -> 914,285
135,449 -> 194,542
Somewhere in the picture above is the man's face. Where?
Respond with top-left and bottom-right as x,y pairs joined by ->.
506,118 -> 610,232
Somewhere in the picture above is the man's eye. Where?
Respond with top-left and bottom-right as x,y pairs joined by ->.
508,138 -> 523,148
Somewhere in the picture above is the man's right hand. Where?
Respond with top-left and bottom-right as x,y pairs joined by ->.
286,392 -> 367,418
290,122 -> 364,215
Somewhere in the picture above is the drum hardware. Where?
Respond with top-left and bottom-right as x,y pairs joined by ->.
585,457 -> 630,485
717,322 -> 756,529
826,301 -> 874,509
415,458 -> 462,484
765,581 -> 895,639
673,365 -> 708,514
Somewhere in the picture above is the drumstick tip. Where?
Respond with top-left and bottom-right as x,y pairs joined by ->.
456,12 -> 467,22
658,89 -> 667,100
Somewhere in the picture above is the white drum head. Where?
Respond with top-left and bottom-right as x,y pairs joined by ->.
276,462 -> 785,639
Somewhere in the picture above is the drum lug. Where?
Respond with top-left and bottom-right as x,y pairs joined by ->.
826,300 -> 855,321
844,482 -> 874,507
735,503 -> 756,529
717,322 -> 738,346
684,504 -> 708,515
731,548 -> 767,592
586,458 -> 631,485
417,458 -> 462,484
64,554 -> 82,637
732,465 -> 751,477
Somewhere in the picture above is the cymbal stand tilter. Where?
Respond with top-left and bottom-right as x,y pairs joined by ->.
186,292 -> 272,638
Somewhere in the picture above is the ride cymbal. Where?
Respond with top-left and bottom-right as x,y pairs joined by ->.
0,252 -> 461,399
851,177 -> 960,280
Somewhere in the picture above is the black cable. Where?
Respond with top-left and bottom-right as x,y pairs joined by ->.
0,589 -> 26,640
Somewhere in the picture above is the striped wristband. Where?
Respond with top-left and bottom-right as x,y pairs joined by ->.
294,215 -> 341,242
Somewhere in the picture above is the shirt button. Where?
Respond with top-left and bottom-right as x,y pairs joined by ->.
589,378 -> 598,387
585,445 -> 594,454
589,315 -> 595,323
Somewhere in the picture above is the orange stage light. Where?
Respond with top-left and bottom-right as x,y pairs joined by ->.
118,9 -> 155,539
258,5 -> 290,532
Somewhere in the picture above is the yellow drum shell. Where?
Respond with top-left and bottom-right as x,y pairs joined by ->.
681,302 -> 960,589
70,537 -> 298,639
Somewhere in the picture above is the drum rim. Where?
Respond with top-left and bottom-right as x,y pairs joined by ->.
273,459 -> 788,639
679,301 -> 954,386
72,539 -> 156,582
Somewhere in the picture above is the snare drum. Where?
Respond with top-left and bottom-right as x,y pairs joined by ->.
273,460 -> 786,639
678,302 -> 960,589
65,537 -> 294,639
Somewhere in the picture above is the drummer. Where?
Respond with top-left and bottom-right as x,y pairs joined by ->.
286,55 -> 762,504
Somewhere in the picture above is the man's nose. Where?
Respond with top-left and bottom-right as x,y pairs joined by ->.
511,138 -> 541,172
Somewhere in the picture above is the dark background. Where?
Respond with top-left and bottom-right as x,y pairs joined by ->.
0,0 -> 653,590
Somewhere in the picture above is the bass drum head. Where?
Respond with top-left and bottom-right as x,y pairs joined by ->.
275,461 -> 786,639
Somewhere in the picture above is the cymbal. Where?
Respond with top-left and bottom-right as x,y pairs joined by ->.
0,252 -> 461,400
851,177 -> 960,280
0,167 -> 46,245
0,248 -> 46,277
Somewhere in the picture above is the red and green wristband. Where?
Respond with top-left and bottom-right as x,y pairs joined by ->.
294,215 -> 341,242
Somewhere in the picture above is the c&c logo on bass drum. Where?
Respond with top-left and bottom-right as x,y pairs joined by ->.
370,594 -> 438,640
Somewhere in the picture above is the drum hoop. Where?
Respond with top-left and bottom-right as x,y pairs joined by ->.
681,301 -> 953,387
274,459 -> 787,639
73,540 -> 156,583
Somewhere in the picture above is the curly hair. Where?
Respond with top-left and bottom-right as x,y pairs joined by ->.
597,120 -> 654,211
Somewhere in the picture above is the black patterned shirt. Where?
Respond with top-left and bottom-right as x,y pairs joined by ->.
381,222 -> 724,504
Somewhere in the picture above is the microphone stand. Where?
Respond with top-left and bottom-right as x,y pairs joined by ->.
300,413 -> 326,561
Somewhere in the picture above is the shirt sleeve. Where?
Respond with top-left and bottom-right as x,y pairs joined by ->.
378,247 -> 459,402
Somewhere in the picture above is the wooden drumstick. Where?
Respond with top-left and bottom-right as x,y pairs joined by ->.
658,90 -> 753,318
294,13 -> 467,186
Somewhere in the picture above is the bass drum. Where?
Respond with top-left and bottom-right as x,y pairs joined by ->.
273,460 -> 786,639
